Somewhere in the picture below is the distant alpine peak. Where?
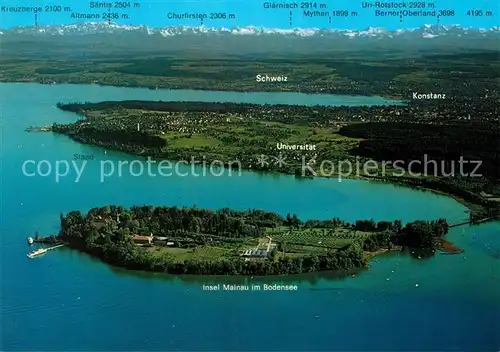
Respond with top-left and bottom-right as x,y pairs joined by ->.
2,22 -> 499,38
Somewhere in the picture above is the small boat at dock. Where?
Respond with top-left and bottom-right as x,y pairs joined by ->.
26,243 -> 64,258
27,248 -> 48,259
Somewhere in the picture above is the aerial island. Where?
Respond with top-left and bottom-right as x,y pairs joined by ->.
49,205 -> 451,275
23,50 -> 500,274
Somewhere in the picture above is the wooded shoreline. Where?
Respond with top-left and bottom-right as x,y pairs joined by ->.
55,205 -> 451,276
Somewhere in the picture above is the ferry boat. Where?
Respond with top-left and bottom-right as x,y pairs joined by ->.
27,248 -> 47,259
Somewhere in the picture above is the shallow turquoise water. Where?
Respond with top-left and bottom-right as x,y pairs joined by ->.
1,83 -> 498,351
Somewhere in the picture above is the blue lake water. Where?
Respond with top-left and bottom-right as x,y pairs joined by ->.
1,83 -> 498,351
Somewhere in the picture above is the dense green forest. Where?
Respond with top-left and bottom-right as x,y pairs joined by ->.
57,205 -> 450,276
56,101 -> 254,114
338,122 -> 500,178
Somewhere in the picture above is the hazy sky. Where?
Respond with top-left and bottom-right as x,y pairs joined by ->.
1,0 -> 498,29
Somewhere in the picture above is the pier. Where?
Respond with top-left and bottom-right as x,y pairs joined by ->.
25,125 -> 52,132
46,244 -> 65,251
30,234 -> 61,244
449,221 -> 473,228
449,217 -> 497,228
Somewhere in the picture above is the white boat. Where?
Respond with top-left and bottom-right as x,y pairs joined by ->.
27,248 -> 47,259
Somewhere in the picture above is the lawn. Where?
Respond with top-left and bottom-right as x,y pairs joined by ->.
167,134 -> 222,148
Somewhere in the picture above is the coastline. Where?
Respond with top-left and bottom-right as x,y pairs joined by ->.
21,93 -> 497,220
358,175 -> 481,214
0,79 -> 406,102
21,84 -> 499,277
46,129 -> 494,216
46,98 -> 498,218
4,30 -> 500,352
50,204 -> 453,277
47,236 -> 468,278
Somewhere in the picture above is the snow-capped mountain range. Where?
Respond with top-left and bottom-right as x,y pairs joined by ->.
1,22 -> 499,39
2,23 -> 497,58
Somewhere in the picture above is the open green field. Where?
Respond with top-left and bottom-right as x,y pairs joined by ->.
158,119 -> 360,155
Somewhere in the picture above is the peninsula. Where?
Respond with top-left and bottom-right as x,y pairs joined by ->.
56,205 -> 451,275
49,100 -> 500,218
